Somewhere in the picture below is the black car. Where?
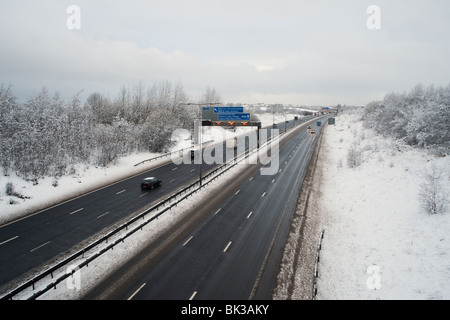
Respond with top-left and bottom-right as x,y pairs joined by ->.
190,148 -> 200,162
141,177 -> 162,190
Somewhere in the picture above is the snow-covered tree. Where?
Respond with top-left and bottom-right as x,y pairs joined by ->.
364,83 -> 450,155
200,86 -> 222,105
0,80 -> 197,181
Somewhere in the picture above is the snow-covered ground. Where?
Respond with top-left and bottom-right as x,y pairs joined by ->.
316,112 -> 450,299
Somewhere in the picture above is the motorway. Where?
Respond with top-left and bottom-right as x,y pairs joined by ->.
85,119 -> 325,300
0,116 -> 324,299
0,138 -> 222,293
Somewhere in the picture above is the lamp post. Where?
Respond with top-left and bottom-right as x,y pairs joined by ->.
186,102 -> 220,187
272,105 -> 275,128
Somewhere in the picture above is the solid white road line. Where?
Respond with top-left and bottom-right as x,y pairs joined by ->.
0,235 -> 18,247
128,282 -> 146,300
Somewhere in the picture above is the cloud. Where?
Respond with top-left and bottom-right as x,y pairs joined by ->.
1,0 -> 449,105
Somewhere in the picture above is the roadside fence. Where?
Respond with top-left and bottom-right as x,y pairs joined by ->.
313,229 -> 325,299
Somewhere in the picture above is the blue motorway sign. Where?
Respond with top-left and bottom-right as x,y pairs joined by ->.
218,113 -> 250,121
214,107 -> 244,113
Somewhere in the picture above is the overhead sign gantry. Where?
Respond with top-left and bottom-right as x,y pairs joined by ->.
200,106 -> 262,146
201,106 -> 260,127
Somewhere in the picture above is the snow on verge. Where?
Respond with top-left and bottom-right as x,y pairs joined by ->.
315,112 -> 450,299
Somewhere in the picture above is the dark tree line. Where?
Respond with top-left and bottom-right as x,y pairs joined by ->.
0,81 -> 198,181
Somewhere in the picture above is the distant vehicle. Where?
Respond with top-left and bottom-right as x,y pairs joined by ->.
190,147 -> 200,161
141,177 -> 162,190
310,130 -> 316,134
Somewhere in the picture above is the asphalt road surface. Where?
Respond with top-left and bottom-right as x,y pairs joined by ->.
86,119 -> 325,300
0,117 -> 313,295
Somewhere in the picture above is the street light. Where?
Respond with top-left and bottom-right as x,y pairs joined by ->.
186,102 -> 220,187
272,105 -> 275,128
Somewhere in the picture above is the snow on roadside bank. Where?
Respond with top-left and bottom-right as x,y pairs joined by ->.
315,112 -> 450,300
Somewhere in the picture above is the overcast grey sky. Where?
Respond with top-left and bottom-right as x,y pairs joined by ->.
0,0 -> 449,105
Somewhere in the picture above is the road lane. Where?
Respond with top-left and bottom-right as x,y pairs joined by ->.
0,154 -> 217,290
0,116 -> 318,296
119,121 -> 324,300
197,131 -> 317,299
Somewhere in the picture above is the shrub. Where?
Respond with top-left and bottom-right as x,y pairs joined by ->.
419,164 -> 447,215
347,144 -> 362,168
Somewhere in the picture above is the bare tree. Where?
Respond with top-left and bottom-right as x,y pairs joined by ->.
200,86 -> 222,105
155,80 -> 172,109
419,164 -> 447,215
86,92 -> 115,124
129,82 -> 145,124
